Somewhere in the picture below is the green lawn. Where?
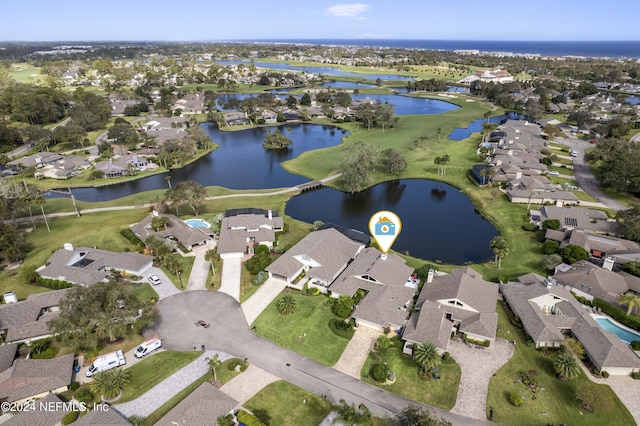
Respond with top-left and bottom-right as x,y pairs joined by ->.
243,380 -> 333,426
117,350 -> 201,403
215,358 -> 249,384
487,303 -> 634,425
252,293 -> 351,366
361,344 -> 460,410
130,282 -> 158,303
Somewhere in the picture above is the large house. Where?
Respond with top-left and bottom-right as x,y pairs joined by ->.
265,228 -> 365,285
551,260 -> 640,305
130,212 -> 215,251
329,248 -> 415,332
403,268 -> 499,353
0,348 -> 74,403
217,209 -> 283,259
530,205 -> 622,236
37,244 -> 153,286
501,275 -> 640,375
545,228 -> 640,262
0,290 -> 69,344
462,68 -> 514,84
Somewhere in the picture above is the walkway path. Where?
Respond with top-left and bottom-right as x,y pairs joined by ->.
448,338 -> 515,421
113,350 -> 232,419
334,327 -> 380,378
219,364 -> 279,404
220,257 -> 242,301
241,278 -> 287,325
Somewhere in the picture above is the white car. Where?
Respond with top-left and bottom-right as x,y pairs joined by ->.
148,274 -> 161,286
570,151 -> 578,157
547,171 -> 560,176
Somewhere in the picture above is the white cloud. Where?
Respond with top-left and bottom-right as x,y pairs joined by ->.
325,3 -> 369,18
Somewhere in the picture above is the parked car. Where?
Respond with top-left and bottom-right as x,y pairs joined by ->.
548,171 -> 560,176
148,274 -> 161,285
570,151 -> 578,157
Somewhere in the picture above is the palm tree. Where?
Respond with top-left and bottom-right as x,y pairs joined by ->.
204,248 -> 217,277
553,354 -> 580,381
619,292 -> 640,316
205,353 -> 222,383
90,369 -> 131,400
276,294 -> 298,315
412,342 -> 441,370
490,236 -> 509,269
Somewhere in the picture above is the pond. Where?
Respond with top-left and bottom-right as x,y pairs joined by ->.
63,124 -> 346,202
216,60 -> 415,81
448,112 -> 530,141
626,96 -> 640,105
319,81 -> 378,89
285,179 -> 499,264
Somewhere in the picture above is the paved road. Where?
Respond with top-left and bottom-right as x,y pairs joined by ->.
149,291 -> 485,425
554,136 -> 627,211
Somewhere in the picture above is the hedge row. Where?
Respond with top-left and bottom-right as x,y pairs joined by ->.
120,228 -> 144,246
237,411 -> 265,426
35,276 -> 73,289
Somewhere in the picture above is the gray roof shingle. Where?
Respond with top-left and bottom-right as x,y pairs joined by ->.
155,382 -> 238,426
0,354 -> 74,402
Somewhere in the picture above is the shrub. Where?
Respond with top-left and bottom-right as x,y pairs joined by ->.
631,371 -> 640,380
561,244 -> 589,264
522,223 -> 536,231
442,352 -> 451,363
69,381 -> 80,391
237,411 -> 265,426
252,408 -> 271,426
74,388 -> 94,405
251,271 -> 268,286
61,411 -> 79,425
332,296 -> 355,318
542,240 -> 560,255
601,371 -> 610,378
245,253 -> 272,275
508,391 -> 523,406
329,319 -> 355,339
217,414 -> 235,426
227,358 -> 248,372
120,228 -> 143,246
254,244 -> 270,256
631,341 -> 640,351
371,363 -> 389,383
542,219 -> 561,230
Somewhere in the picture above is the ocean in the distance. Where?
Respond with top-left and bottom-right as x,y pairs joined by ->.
238,39 -> 640,58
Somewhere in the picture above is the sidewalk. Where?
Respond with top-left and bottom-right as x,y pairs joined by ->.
113,350 -> 232,418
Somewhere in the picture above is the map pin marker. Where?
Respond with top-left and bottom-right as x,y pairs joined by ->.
368,210 -> 402,255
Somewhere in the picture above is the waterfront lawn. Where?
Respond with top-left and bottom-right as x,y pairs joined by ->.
252,293 -> 351,366
487,303 -> 633,425
243,380 -> 333,426
360,342 -> 460,410
117,350 -> 201,403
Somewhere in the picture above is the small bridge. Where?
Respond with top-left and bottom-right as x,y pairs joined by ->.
296,180 -> 324,192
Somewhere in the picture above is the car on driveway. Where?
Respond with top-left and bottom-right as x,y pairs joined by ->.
148,274 -> 162,286
548,171 -> 560,176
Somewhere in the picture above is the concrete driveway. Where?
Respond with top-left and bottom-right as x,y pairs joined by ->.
220,257 -> 242,301
334,327 -> 380,377
143,267 -> 181,300
241,278 -> 287,325
186,246 -> 211,291
148,291 -> 484,425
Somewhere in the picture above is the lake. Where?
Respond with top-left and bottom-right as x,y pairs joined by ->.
286,179 -> 499,264
216,60 -> 415,81
216,93 -> 460,116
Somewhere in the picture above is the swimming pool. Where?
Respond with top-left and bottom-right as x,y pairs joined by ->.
595,317 -> 640,344
183,218 -> 211,229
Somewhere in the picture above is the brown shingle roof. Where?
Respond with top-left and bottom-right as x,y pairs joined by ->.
3,393 -> 66,426
130,213 -> 214,250
331,248 -> 414,328
403,301 -> 453,351
155,382 -> 238,426
74,407 -> 130,425
266,228 -> 363,281
0,354 -> 74,402
553,261 -> 629,304
0,290 -> 69,344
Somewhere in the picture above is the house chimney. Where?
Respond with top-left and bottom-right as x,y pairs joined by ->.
427,268 -> 435,283
515,171 -> 522,180
64,243 -> 74,251
380,254 -> 388,261
602,257 -> 614,271
268,210 -> 272,220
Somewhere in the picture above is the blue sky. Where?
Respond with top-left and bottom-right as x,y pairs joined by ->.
2,0 -> 639,42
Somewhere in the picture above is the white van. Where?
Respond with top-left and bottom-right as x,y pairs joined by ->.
134,337 -> 162,358
85,349 -> 126,377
